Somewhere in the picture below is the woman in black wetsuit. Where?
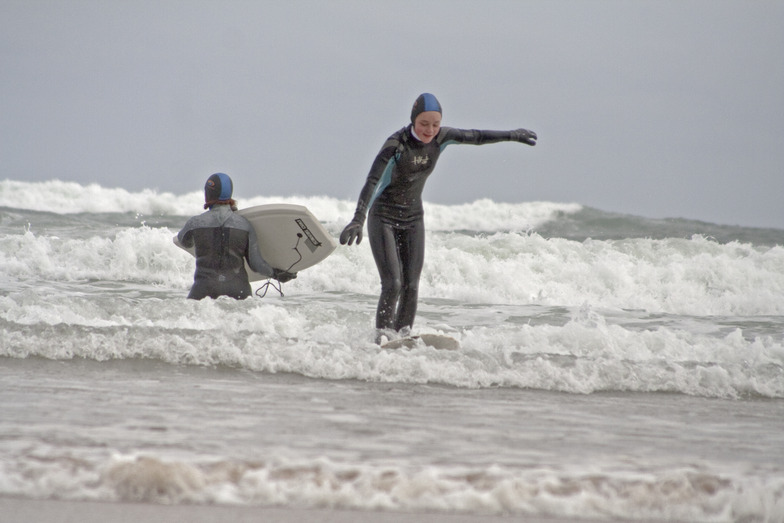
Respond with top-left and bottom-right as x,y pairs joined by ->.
340,93 -> 537,341
178,173 -> 295,300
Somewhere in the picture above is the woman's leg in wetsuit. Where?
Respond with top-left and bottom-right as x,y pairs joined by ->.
394,219 -> 425,331
368,215 -> 401,330
367,214 -> 425,333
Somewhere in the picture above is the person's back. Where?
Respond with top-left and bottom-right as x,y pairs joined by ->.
177,172 -> 282,300
180,204 -> 256,299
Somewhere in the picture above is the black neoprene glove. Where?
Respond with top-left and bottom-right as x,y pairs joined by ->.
272,269 -> 297,283
511,128 -> 537,146
339,212 -> 365,245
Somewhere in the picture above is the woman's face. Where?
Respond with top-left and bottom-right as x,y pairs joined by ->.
413,111 -> 441,143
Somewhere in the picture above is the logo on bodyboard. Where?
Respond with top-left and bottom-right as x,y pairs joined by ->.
295,219 -> 323,253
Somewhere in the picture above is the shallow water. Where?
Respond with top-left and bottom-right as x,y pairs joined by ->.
1,180 -> 783,521
2,357 -> 783,521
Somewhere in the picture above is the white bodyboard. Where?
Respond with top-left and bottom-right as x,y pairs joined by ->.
381,334 -> 460,351
174,203 -> 337,282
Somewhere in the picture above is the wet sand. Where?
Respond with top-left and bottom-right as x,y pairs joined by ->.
1,497 -> 664,523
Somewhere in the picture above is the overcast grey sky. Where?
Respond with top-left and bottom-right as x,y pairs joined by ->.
2,0 -> 782,228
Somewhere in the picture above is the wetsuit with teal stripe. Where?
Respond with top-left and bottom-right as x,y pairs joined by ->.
352,124 -> 522,332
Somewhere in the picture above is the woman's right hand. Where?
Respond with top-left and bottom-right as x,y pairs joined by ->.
339,220 -> 363,245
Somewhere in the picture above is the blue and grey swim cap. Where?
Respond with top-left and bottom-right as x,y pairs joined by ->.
410,93 -> 442,123
205,172 -> 233,202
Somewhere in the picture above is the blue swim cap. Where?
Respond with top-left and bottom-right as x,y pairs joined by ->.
410,93 -> 442,123
205,172 -> 233,202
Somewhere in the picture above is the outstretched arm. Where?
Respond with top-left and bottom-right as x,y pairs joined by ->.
438,127 -> 537,147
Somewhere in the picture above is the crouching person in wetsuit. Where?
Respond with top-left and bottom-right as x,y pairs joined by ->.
178,173 -> 296,300
340,93 -> 537,342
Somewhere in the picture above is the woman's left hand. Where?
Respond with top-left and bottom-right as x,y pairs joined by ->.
511,128 -> 537,146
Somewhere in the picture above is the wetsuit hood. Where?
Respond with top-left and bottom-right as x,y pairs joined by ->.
410,93 -> 442,124
205,173 -> 233,203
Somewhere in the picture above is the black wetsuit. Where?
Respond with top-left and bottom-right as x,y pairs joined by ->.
353,125 -> 523,331
178,205 -> 274,300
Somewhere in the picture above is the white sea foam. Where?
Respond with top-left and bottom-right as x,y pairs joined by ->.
2,285 -> 782,399
2,212 -> 782,316
1,450 -> 781,522
1,179 -> 783,400
2,179 -> 783,523
0,179 -> 578,231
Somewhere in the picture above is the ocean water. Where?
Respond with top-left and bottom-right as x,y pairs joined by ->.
1,179 -> 783,522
